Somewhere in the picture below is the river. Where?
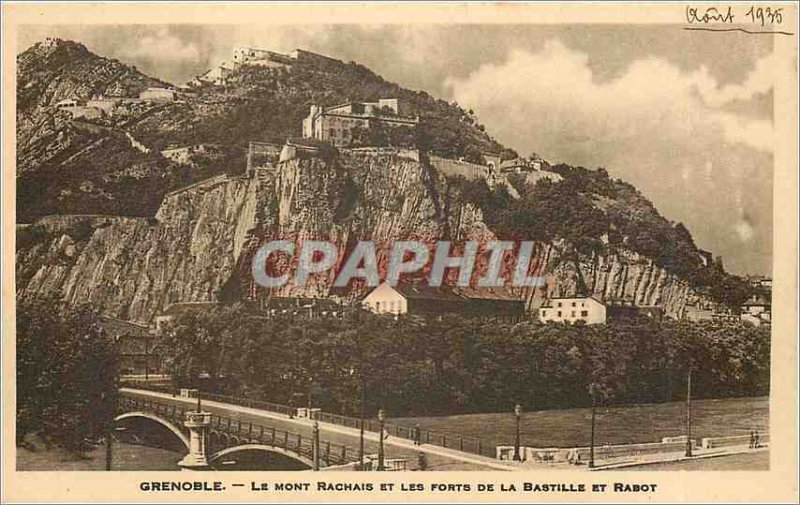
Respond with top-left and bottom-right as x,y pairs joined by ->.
17,440 -> 182,471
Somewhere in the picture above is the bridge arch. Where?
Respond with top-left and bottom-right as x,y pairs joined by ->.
114,412 -> 190,451
208,444 -> 314,468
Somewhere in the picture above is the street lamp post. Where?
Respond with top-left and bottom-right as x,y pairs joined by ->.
359,376 -> 366,470
312,421 -> 320,471
377,408 -> 386,471
589,393 -> 597,468
105,424 -> 113,471
685,368 -> 693,457
513,404 -> 523,462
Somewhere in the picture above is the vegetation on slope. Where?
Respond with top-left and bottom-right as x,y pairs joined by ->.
17,296 -> 119,452
129,59 -> 506,158
16,41 -> 507,221
458,165 -> 755,309
159,306 -> 769,417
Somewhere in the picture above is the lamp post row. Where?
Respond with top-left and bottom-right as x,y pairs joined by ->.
511,368 -> 695,469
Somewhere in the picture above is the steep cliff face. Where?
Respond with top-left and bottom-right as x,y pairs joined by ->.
16,150 -> 709,322
243,149 -> 494,299
537,244 -> 697,317
17,175 -> 258,323
16,151 -> 487,322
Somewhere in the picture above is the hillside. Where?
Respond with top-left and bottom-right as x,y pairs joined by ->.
15,39 -> 755,315
16,40 -> 507,222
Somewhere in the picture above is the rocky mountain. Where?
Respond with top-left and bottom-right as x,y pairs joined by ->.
15,39 -> 752,322
16,39 -> 184,221
16,39 -> 506,223
17,147 -> 728,324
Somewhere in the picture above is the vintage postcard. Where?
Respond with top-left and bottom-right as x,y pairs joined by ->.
2,2 -> 798,503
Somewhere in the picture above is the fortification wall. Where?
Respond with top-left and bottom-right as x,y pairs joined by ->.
429,156 -> 488,180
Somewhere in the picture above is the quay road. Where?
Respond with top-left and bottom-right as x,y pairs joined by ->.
120,388 -> 514,471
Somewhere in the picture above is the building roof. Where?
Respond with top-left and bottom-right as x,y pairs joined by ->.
370,282 -> 524,304
540,295 -> 605,308
742,294 -> 771,307
98,315 -> 150,337
159,301 -> 220,317
499,158 -> 527,169
457,286 -> 523,302
258,297 -> 345,311
391,283 -> 465,302
285,136 -> 326,150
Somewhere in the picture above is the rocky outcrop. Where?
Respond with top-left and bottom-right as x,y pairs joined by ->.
17,174 -> 258,323
16,150 -> 711,323
539,245 -> 698,317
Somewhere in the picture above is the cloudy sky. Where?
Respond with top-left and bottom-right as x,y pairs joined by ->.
20,25 -> 780,275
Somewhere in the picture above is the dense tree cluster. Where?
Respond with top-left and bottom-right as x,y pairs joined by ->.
158,305 -> 769,418
16,297 -> 119,451
349,121 -> 417,149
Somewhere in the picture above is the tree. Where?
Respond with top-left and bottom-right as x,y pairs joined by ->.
155,304 -> 770,417
17,296 -> 119,452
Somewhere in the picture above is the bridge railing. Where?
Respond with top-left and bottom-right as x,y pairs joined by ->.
200,391 -> 296,417
121,382 -> 490,457
120,381 -> 297,418
118,395 -> 359,467
312,411 -> 488,457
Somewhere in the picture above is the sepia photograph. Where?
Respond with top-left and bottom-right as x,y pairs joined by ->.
2,2 -> 798,503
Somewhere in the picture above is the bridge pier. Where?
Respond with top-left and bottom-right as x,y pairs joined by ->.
178,411 -> 212,471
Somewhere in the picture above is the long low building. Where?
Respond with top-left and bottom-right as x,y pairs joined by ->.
362,282 -> 525,317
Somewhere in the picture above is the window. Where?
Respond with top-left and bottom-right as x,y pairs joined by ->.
572,302 -> 576,307
581,310 -> 588,317
581,302 -> 585,307
557,302 -> 562,308
376,302 -> 381,312
571,311 -> 576,317
541,310 -> 547,317
557,311 -> 562,317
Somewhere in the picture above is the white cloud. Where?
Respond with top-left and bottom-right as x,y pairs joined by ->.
119,28 -> 201,64
445,39 -> 775,154
444,39 -> 774,274
696,51 -> 786,107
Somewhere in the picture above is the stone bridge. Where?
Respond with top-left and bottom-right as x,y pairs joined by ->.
117,395 -> 356,470
118,388 -> 515,471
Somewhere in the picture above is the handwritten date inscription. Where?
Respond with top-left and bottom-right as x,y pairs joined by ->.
686,6 -> 784,26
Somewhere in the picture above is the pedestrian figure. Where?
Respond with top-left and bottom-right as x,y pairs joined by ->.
749,429 -> 755,449
754,429 -> 760,449
413,423 -> 421,446
417,452 -> 428,471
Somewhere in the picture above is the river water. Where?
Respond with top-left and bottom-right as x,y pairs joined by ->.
17,441 -> 182,471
